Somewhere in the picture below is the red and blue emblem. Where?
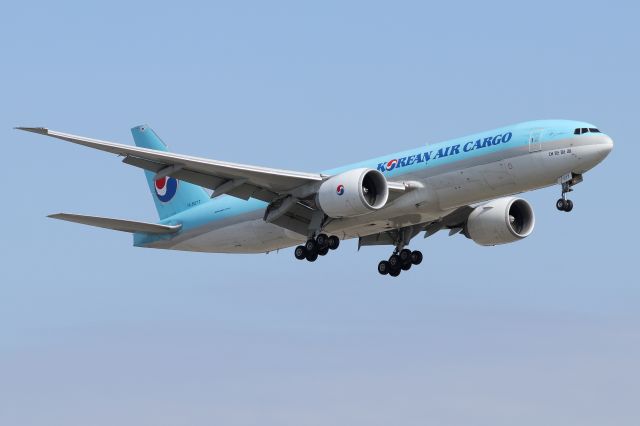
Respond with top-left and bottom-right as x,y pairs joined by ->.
155,176 -> 178,202
385,159 -> 398,171
336,184 -> 345,196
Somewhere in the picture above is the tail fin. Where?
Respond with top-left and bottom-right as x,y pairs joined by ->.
131,125 -> 209,220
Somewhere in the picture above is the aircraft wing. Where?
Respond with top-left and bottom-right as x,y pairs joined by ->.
19,126 -> 410,236
17,127 -> 327,202
49,213 -> 182,234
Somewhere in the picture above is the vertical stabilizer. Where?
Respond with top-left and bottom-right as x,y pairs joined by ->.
131,125 -> 209,220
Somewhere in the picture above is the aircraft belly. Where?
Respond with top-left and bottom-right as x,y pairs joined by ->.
172,219 -> 302,253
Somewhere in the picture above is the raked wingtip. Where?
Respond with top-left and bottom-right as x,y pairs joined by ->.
15,126 -> 49,134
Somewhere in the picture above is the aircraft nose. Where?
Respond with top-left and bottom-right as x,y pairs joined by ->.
597,134 -> 614,160
577,134 -> 613,173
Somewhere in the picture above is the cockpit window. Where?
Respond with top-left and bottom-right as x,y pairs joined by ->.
574,127 -> 602,135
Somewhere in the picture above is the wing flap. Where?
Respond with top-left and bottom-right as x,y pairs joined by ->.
48,213 -> 182,234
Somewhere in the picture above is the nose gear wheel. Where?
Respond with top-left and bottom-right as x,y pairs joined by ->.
556,174 -> 582,213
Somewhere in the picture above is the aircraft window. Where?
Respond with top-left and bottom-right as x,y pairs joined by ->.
574,127 -> 601,135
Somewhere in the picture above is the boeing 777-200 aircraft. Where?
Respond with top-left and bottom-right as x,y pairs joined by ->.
18,120 -> 613,277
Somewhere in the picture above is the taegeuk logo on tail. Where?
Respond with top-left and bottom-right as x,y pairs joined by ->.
155,176 -> 178,202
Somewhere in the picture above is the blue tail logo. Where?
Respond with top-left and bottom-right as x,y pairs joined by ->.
154,176 -> 178,202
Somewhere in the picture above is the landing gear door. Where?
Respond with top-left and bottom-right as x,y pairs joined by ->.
529,129 -> 543,152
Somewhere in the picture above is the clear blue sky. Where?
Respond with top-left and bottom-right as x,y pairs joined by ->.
2,1 -> 639,425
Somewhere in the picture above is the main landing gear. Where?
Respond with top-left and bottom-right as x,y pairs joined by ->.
377,248 -> 423,278
294,234 -> 340,262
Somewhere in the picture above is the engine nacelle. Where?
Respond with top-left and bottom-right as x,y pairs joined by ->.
465,197 -> 535,246
316,168 -> 389,218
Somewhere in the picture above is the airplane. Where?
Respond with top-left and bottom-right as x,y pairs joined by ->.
17,119 -> 613,277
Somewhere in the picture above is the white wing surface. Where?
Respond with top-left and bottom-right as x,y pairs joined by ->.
17,127 -> 324,202
49,213 -> 182,234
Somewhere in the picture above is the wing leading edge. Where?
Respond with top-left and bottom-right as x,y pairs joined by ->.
16,127 -> 324,203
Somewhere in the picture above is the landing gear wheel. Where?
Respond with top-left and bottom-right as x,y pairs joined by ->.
294,245 -> 306,260
318,246 -> 329,256
316,233 -> 329,249
556,199 -> 567,211
306,250 -> 318,262
564,199 -> 573,212
305,239 -> 317,253
378,260 -> 390,275
410,250 -> 423,265
401,261 -> 412,271
389,268 -> 401,277
388,254 -> 401,269
399,249 -> 412,263
328,235 -> 340,250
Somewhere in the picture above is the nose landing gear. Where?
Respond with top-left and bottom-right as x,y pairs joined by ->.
556,181 -> 575,213
556,173 -> 582,213
377,248 -> 423,278
294,234 -> 340,262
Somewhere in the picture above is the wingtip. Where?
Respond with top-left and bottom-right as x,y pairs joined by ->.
15,126 -> 49,134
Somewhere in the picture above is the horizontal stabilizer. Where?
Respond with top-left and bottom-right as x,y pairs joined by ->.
48,213 -> 181,234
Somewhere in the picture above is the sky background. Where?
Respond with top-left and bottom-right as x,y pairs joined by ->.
1,1 -> 639,425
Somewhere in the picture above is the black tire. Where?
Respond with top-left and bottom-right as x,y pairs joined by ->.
388,254 -> 401,268
318,246 -> 329,256
389,268 -> 401,277
556,198 -> 566,211
411,250 -> 423,265
306,250 -> 318,262
564,199 -> 574,212
401,261 -> 412,271
378,260 -> 390,275
294,245 -> 306,260
305,239 -> 317,252
328,235 -> 340,250
399,248 -> 412,263
316,233 -> 329,248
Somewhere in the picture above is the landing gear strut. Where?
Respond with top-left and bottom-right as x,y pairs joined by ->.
556,182 -> 574,212
377,248 -> 423,278
556,173 -> 582,213
294,233 -> 340,262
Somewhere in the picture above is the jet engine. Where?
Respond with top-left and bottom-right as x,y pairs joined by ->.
316,168 -> 389,218
465,197 -> 535,246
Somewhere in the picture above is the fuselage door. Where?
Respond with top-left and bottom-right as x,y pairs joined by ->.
529,129 -> 543,152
